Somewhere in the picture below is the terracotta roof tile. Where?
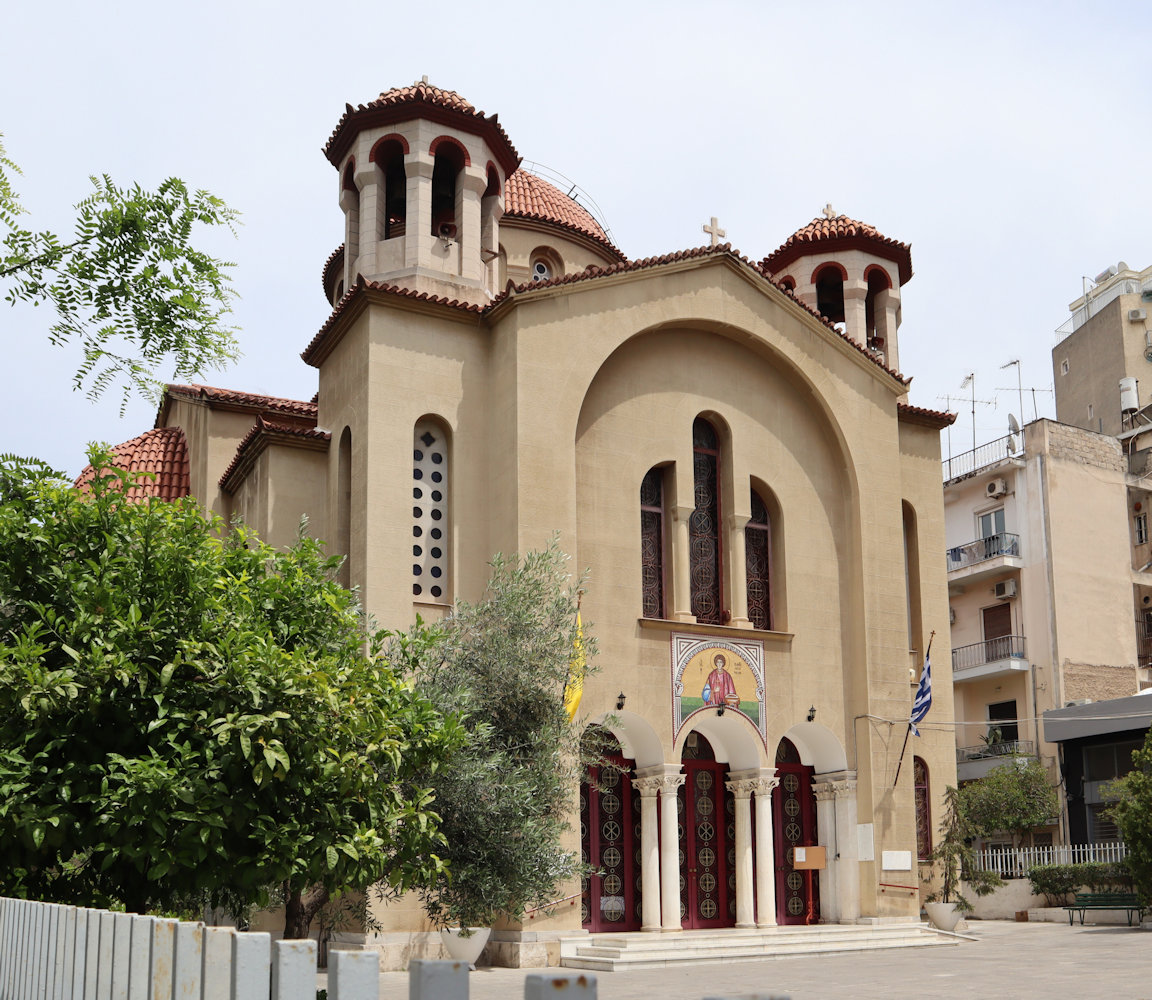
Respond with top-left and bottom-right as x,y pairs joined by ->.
763,213 -> 913,285
323,79 -> 520,175
897,401 -> 957,428
219,417 -> 331,493
74,427 -> 190,502
303,245 -> 910,386
503,171 -> 625,261
165,384 -> 318,419
322,244 -> 345,301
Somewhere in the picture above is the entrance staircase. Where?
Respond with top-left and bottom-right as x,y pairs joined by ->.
559,922 -> 955,971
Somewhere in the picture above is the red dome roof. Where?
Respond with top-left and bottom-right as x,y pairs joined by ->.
74,427 -> 190,502
504,170 -> 624,260
764,213 -> 912,285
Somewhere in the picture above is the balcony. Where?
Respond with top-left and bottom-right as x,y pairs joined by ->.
946,531 -> 1022,586
955,739 -> 1035,782
951,635 -> 1030,681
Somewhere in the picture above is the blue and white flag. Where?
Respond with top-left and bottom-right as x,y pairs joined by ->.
909,651 -> 932,736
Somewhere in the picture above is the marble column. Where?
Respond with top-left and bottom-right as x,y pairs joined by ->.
633,774 -> 665,932
830,774 -> 860,921
812,780 -> 840,922
657,769 -> 686,930
752,770 -> 780,927
725,776 -> 758,927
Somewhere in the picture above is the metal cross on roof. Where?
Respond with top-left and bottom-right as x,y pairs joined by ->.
822,203 -> 838,220
702,217 -> 726,247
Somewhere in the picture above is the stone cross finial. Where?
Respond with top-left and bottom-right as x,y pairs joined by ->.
822,203 -> 838,220
703,217 -> 726,247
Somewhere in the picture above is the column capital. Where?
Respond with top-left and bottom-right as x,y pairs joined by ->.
724,777 -> 758,799
752,775 -> 780,796
811,780 -> 837,802
633,775 -> 664,797
658,772 -> 687,796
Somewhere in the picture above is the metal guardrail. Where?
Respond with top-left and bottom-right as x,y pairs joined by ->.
952,635 -> 1027,671
942,434 -> 1022,482
946,532 -> 1020,572
956,739 -> 1034,764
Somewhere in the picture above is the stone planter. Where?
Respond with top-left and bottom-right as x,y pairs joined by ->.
924,901 -> 963,932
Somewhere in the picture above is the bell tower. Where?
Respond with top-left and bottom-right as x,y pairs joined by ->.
322,78 -> 520,306
763,207 -> 913,375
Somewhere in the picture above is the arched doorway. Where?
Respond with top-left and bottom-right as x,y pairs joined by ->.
580,733 -> 642,931
679,732 -> 736,929
773,737 -> 819,924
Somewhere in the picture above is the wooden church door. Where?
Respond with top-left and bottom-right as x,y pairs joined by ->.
678,732 -> 735,929
773,737 -> 820,925
580,737 -> 642,931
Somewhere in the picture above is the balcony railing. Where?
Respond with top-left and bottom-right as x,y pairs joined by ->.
952,634 -> 1027,672
956,739 -> 1033,763
946,532 -> 1020,572
942,433 -> 1022,482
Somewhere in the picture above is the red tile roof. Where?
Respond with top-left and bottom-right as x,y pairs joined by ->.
323,80 -> 520,175
322,244 -> 345,302
504,170 -> 625,261
763,213 -> 913,285
74,427 -> 190,502
897,401 -> 957,429
164,384 -> 318,420
303,244 -> 910,386
219,417 -> 331,493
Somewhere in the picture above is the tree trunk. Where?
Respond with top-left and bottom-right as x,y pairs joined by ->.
283,883 -> 330,939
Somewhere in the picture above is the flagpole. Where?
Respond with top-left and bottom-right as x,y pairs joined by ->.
893,630 -> 935,789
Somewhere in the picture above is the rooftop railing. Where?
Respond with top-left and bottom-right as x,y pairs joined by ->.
942,433 -> 1021,482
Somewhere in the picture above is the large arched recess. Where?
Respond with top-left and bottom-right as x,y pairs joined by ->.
572,322 -> 865,746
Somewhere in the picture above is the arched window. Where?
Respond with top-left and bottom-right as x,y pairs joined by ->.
530,246 -> 564,283
813,263 -> 845,325
413,419 -> 449,602
746,488 -> 772,630
640,467 -> 666,619
373,138 -> 407,239
341,160 -> 360,264
430,143 -> 465,238
336,427 -> 352,588
864,266 -> 891,351
914,756 -> 932,861
690,418 -> 723,624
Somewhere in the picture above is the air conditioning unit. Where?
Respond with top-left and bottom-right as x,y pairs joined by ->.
986,478 -> 1009,498
993,579 -> 1018,600
948,606 -> 956,624
1129,308 -> 1148,322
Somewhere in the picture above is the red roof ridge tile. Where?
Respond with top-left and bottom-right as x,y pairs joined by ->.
219,416 -> 331,492
897,401 -> 957,428
165,383 -> 318,417
763,213 -> 913,285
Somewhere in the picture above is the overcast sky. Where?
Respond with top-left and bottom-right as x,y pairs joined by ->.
5,1 -> 1152,478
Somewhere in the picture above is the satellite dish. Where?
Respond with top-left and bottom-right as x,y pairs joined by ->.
1008,413 -> 1020,435
1007,433 -> 1018,453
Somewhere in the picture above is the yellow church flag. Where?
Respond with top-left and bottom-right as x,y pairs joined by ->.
563,610 -> 585,721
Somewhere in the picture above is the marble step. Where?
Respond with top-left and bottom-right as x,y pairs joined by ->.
560,923 -> 952,971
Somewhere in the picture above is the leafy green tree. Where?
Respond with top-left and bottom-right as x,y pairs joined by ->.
0,134 -> 239,410
960,758 -> 1059,849
392,543 -> 594,929
1107,731 -> 1152,902
0,450 -> 464,937
924,785 -> 1003,911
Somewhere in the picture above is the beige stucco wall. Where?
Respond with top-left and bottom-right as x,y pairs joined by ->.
162,397 -> 255,523
230,445 -> 329,551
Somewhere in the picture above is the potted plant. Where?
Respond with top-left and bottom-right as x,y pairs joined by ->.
392,544 -> 593,967
924,785 -> 1003,931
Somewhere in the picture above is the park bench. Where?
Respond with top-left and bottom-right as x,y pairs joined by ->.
1063,891 -> 1145,926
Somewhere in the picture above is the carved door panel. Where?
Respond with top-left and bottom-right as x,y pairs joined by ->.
678,734 -> 733,929
581,749 -> 641,931
773,738 -> 819,925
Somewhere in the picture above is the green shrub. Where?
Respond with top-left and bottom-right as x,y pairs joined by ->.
1026,862 -> 1132,905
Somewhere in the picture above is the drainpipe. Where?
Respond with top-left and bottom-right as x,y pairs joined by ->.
1037,447 -> 1064,725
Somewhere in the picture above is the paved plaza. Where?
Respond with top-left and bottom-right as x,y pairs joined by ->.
323,920 -> 1152,1000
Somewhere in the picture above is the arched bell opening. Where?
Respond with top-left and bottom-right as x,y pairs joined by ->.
813,263 -> 846,326
864,265 -> 891,351
373,138 -> 408,240
430,140 -> 466,239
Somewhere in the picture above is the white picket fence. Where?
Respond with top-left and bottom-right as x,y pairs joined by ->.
973,841 -> 1127,878
0,897 -> 788,1000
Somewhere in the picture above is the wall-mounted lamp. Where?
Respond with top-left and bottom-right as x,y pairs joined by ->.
616,692 -> 626,711
807,706 -> 817,723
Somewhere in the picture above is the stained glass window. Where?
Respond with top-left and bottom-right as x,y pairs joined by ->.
746,489 -> 772,630
690,418 -> 722,624
640,468 -> 665,618
914,757 -> 931,861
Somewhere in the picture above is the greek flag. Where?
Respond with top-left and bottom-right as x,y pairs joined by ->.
909,651 -> 932,736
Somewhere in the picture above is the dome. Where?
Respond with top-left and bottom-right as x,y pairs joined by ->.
764,212 -> 912,285
504,170 -> 624,260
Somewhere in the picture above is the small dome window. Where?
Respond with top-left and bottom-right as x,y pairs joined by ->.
529,246 -> 563,283
532,260 -> 551,281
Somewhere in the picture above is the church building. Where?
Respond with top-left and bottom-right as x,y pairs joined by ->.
97,80 -> 957,966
